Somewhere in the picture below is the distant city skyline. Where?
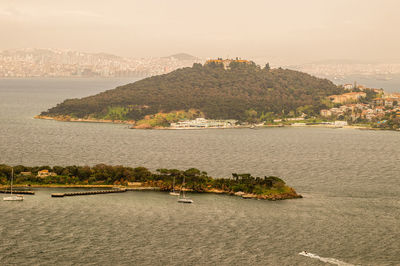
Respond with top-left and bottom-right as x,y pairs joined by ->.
2,48 -> 400,84
1,0 -> 400,64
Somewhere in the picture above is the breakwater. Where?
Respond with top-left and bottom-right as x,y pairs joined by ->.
51,188 -> 126,197
125,187 -> 160,191
0,190 -> 35,195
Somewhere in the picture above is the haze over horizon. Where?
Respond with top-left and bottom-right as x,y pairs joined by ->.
1,0 -> 399,65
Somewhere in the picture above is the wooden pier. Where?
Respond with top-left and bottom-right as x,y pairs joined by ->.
0,190 -> 35,195
51,188 -> 126,197
125,187 -> 160,191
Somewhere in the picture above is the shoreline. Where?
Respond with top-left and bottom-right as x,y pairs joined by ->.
1,184 -> 302,200
34,115 -> 399,131
34,115 -> 135,125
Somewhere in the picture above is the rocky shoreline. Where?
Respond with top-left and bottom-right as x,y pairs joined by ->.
34,115 -> 135,125
2,184 -> 302,201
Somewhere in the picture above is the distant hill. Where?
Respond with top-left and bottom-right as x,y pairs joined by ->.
0,48 -> 200,78
163,53 -> 198,61
40,61 -> 343,122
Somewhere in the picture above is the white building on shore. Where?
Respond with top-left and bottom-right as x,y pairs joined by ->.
170,118 -> 237,128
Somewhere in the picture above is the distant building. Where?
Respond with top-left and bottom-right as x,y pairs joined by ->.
384,98 -> 395,107
286,117 -> 305,121
37,170 -> 57,178
20,172 -> 32,176
343,84 -> 353,90
357,85 -> 366,91
205,58 -> 251,69
375,106 -> 385,113
320,109 -> 332,117
334,121 -> 348,127
373,88 -> 384,94
329,92 -> 366,104
373,98 -> 385,106
385,93 -> 400,99
170,118 -> 237,128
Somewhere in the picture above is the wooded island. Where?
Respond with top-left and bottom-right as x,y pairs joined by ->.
0,164 -> 301,200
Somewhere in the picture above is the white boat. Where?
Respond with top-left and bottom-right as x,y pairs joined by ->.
3,195 -> 24,201
3,168 -> 24,201
177,176 -> 193,203
178,198 -> 193,203
169,176 -> 180,196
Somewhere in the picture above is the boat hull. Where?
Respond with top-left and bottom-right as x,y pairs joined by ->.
3,195 -> 24,201
178,198 -> 193,203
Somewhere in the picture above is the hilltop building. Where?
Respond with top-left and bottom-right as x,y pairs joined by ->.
343,84 -> 354,90
205,58 -> 251,69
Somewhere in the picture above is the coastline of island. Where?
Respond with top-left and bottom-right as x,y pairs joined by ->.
0,165 -> 301,201
35,61 -> 400,131
34,115 -> 400,132
0,184 -> 301,200
34,115 -> 135,125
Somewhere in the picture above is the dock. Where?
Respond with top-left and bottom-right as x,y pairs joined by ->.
0,190 -> 35,195
125,187 -> 160,191
51,188 -> 126,197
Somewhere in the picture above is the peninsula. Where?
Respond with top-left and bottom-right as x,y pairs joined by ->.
0,164 -> 301,201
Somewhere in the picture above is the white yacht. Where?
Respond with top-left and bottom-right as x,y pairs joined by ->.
177,177 -> 193,203
3,168 -> 24,201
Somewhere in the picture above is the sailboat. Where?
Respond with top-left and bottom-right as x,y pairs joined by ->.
3,168 -> 24,201
177,176 -> 193,203
169,176 -> 180,196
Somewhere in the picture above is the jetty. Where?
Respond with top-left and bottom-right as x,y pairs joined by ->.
0,190 -> 35,195
125,187 -> 160,191
51,188 -> 126,197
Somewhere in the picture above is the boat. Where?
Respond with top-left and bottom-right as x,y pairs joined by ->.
3,168 -> 24,201
169,176 -> 180,196
177,177 -> 193,203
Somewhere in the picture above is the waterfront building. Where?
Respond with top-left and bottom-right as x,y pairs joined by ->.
170,118 -> 237,128
334,121 -> 348,126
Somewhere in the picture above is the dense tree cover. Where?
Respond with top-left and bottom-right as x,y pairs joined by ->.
135,109 -> 204,128
41,62 -> 343,121
0,164 -> 295,196
372,111 -> 400,130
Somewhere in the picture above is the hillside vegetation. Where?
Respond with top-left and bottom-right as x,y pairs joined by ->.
40,61 -> 343,122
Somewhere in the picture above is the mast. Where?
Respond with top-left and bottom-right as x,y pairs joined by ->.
10,167 -> 13,195
181,176 -> 186,198
172,176 -> 176,193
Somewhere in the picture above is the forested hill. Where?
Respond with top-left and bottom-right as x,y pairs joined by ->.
40,61 -> 344,121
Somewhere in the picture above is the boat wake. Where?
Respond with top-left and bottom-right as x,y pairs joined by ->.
299,251 -> 354,266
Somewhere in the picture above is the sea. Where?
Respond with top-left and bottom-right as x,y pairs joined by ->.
0,78 -> 399,265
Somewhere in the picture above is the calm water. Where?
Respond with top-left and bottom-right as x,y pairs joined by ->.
0,79 -> 399,265
332,74 -> 400,93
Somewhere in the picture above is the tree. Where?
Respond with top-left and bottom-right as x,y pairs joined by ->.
245,109 -> 258,123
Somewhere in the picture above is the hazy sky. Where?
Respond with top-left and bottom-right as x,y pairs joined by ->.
1,0 -> 399,63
